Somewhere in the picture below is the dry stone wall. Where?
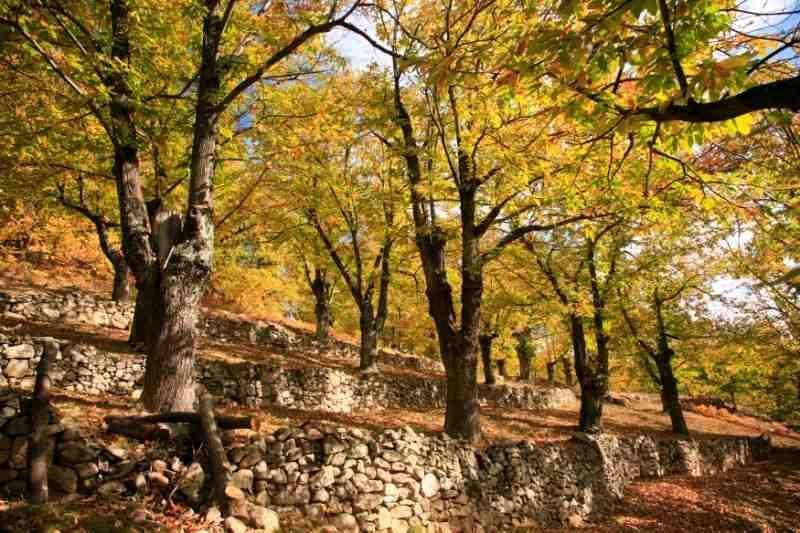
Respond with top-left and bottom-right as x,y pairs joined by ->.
0,385 -> 767,532
0,335 -> 575,413
0,288 -> 443,374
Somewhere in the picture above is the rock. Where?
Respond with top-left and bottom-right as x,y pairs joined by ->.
59,443 -> 97,464
147,471 -> 170,488
103,445 -> 128,462
224,516 -> 248,533
49,465 -> 78,493
5,344 -> 35,359
225,484 -> 246,500
74,462 -> 100,479
391,505 -> 413,519
230,468 -> 254,492
311,465 -> 336,488
9,437 -> 27,468
313,488 -> 330,503
248,504 -> 280,532
205,507 -> 223,524
4,416 -> 30,436
421,473 -> 440,497
253,460 -> 269,480
4,360 -> 29,379
333,513 -> 359,532
354,493 -> 383,512
179,462 -> 205,502
97,480 -> 127,497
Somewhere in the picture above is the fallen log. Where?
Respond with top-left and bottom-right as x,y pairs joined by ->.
104,411 -> 256,440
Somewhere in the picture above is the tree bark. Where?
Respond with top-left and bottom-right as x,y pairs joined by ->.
656,356 -> 688,435
496,359 -> 508,379
310,268 -> 333,345
561,355 -> 574,386
111,258 -> 130,301
479,333 -> 496,385
28,341 -> 58,503
359,304 -> 380,374
443,340 -> 481,440
569,315 -> 606,433
105,412 -> 254,430
128,277 -> 161,350
198,392 -> 231,516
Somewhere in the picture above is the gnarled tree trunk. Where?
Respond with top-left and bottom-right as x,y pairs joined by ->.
111,258 -> 130,301
310,268 -> 333,345
359,304 -> 380,374
656,356 -> 688,435
546,359 -> 556,384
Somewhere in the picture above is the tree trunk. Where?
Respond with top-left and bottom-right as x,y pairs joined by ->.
111,258 -> 130,302
443,340 -> 481,440
142,263 -> 205,412
129,277 -> 161,350
479,334 -> 496,385
497,359 -> 508,379
561,355 -> 574,386
660,389 -> 670,413
656,356 -> 689,435
311,269 -> 333,345
359,304 -> 380,374
579,379 -> 605,433
28,341 -> 58,503
546,359 -> 556,384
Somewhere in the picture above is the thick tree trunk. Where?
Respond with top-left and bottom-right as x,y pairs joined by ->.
579,379 -> 605,433
660,389 -> 670,413
443,340 -> 481,440
479,334 -> 496,385
129,277 -> 161,350
497,359 -> 508,379
111,259 -> 130,302
142,263 -> 205,412
570,315 -> 606,433
656,356 -> 689,435
359,305 -> 380,374
28,341 -> 58,503
517,349 -> 533,382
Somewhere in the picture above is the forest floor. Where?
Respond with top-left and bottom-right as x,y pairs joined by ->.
1,275 -> 799,531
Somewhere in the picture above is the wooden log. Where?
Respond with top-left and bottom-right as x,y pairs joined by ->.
104,412 -> 255,431
199,392 -> 232,516
104,418 -> 174,441
28,341 -> 58,503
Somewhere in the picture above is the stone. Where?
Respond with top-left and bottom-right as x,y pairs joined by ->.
97,480 -> 127,497
59,443 -> 97,464
147,471 -> 170,488
9,437 -> 27,468
103,445 -> 128,461
421,473 -> 440,497
391,505 -> 414,519
378,507 -> 393,530
224,516 -> 248,533
206,507 -> 223,524
354,493 -> 383,512
248,504 -> 280,532
333,513 -> 359,532
5,344 -> 35,359
49,465 -> 78,493
253,460 -> 269,479
350,443 -> 369,458
74,462 -> 100,479
180,462 -> 205,502
230,468 -> 254,492
313,488 -> 330,503
312,465 -> 336,488
4,416 -> 30,436
385,482 -> 400,503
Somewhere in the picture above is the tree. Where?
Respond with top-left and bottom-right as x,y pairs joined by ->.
1,0 -> 373,411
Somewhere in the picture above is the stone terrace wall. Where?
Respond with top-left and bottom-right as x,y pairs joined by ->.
0,335 -> 575,413
0,381 -> 762,533
0,287 -> 444,374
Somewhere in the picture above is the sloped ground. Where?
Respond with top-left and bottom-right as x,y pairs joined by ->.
1,275 -> 799,531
